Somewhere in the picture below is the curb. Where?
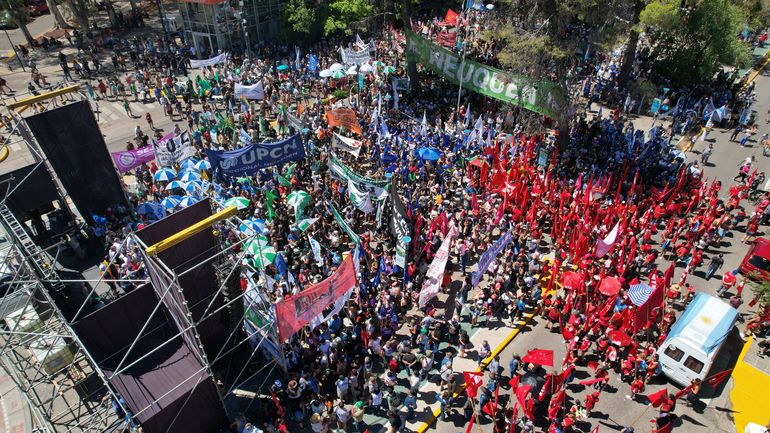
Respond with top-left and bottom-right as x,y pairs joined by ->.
413,307 -> 543,433
742,52 -> 770,89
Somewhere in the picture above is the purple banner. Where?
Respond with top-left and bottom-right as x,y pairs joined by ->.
111,146 -> 155,173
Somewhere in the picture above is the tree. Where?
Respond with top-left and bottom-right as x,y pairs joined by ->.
322,0 -> 372,36
4,0 -> 34,47
65,0 -> 89,30
285,0 -> 316,35
640,0 -> 753,87
400,0 -> 418,91
748,276 -> 770,309
47,0 -> 71,29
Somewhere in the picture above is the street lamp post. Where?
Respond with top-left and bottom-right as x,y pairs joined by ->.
2,28 -> 25,72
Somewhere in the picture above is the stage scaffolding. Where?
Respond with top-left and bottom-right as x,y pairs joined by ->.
0,94 -> 282,433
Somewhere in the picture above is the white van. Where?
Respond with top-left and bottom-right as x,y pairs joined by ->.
657,293 -> 738,386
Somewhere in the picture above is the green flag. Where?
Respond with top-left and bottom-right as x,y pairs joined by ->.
277,174 -> 292,187
329,202 -> 360,245
265,190 -> 278,221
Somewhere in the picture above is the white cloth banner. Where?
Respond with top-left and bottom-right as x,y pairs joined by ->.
190,53 -> 228,68
153,131 -> 195,167
419,223 -> 458,307
348,179 -> 374,213
235,82 -> 265,100
308,235 -> 324,267
340,47 -> 371,65
594,222 -> 620,258
332,132 -> 362,157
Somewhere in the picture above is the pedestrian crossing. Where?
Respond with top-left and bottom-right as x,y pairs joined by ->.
87,99 -> 156,124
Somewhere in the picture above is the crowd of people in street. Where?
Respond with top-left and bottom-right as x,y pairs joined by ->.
5,6 -> 770,433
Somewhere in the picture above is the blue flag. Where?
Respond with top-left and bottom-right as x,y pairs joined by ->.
471,230 -> 514,287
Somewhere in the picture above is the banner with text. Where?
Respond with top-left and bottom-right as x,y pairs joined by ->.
340,47 -> 371,65
275,253 -> 357,341
329,154 -> 389,201
332,132 -> 363,157
405,28 -> 566,120
190,52 -> 228,68
471,230 -> 513,287
153,131 -> 195,167
419,223 -> 457,307
206,134 -> 305,177
235,82 -> 265,100
111,146 -> 155,173
325,108 -> 363,135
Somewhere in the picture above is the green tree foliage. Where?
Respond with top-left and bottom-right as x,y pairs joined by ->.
323,0 -> 373,36
3,0 -> 34,46
749,276 -> 770,309
285,0 -> 316,35
641,0 -> 753,87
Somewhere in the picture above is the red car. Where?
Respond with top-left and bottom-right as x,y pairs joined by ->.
740,237 -> 770,281
27,0 -> 49,16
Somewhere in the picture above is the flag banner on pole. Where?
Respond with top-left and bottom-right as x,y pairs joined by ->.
437,31 -> 457,47
308,54 -> 319,72
392,78 -> 399,109
206,134 -> 305,177
329,154 -> 390,201
325,108 -> 363,135
153,131 -> 195,167
464,371 -> 484,398
594,222 -> 620,257
522,349 -> 554,367
404,28 -> 566,120
111,146 -> 155,173
234,82 -> 265,100
628,283 -> 655,306
295,217 -> 319,232
332,132 -> 363,157
419,223 -> 458,307
329,201 -> 361,245
287,111 -> 306,132
340,46 -> 371,65
444,8 -> 458,25
308,235 -> 324,267
646,388 -> 669,407
275,252 -> 357,341
471,229 -> 513,287
347,179 -> 374,213
190,52 -> 228,68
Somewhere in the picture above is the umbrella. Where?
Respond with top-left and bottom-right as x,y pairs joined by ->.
598,276 -> 622,297
276,64 -> 289,71
346,65 -> 358,76
608,330 -> 632,347
153,168 -> 177,182
179,196 -> 199,207
331,70 -> 346,79
382,65 -> 396,74
161,196 -> 181,209
239,218 -> 266,235
165,180 -> 185,191
244,243 -> 276,269
180,171 -> 201,182
416,147 -> 442,161
179,158 -> 199,171
224,197 -> 251,210
359,63 -> 374,73
329,63 -> 344,71
184,180 -> 204,194
287,191 -> 311,209
194,159 -> 212,170
319,69 -> 333,78
136,202 -> 164,218
560,271 -> 584,289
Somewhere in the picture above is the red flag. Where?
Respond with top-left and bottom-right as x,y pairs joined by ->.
663,261 -> 675,289
591,426 -> 599,433
444,8 -> 459,25
673,384 -> 692,400
515,384 -> 532,408
270,390 -> 286,418
464,371 -> 484,398
522,349 -> 554,367
482,385 -> 499,416
646,388 -> 669,407
508,375 -> 520,390
633,281 -> 665,332
707,369 -> 733,387
579,377 -> 609,386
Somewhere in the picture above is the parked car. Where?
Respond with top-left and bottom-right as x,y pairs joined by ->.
27,0 -> 49,16
740,237 -> 770,281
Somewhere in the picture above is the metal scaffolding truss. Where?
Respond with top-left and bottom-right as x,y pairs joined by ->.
0,91 -> 281,432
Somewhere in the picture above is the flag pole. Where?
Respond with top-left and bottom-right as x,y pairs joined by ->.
469,395 -> 485,433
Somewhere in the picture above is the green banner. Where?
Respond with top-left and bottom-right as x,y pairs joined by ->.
329,201 -> 361,245
405,28 -> 567,120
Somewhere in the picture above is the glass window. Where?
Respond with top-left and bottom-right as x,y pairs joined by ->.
663,345 -> 684,362
748,255 -> 770,271
683,356 -> 704,374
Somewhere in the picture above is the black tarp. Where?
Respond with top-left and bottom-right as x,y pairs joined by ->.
24,101 -> 128,222
0,163 -> 60,221
135,199 -> 229,361
73,284 -> 227,433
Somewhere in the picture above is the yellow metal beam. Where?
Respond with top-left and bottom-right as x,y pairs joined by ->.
5,85 -> 81,111
145,206 -> 238,256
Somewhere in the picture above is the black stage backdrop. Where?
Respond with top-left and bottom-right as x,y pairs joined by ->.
25,101 -> 128,222
0,163 -> 60,221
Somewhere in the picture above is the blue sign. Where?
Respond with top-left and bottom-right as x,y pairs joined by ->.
206,134 -> 306,178
471,230 -> 513,287
308,54 -> 319,73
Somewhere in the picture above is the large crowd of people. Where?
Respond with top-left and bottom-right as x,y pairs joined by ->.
9,6 -> 770,433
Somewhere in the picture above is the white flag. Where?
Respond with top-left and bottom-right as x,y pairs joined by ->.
347,179 -> 374,213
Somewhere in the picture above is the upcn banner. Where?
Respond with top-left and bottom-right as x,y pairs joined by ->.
405,28 -> 566,120
206,134 -> 305,177
275,253 -> 357,341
